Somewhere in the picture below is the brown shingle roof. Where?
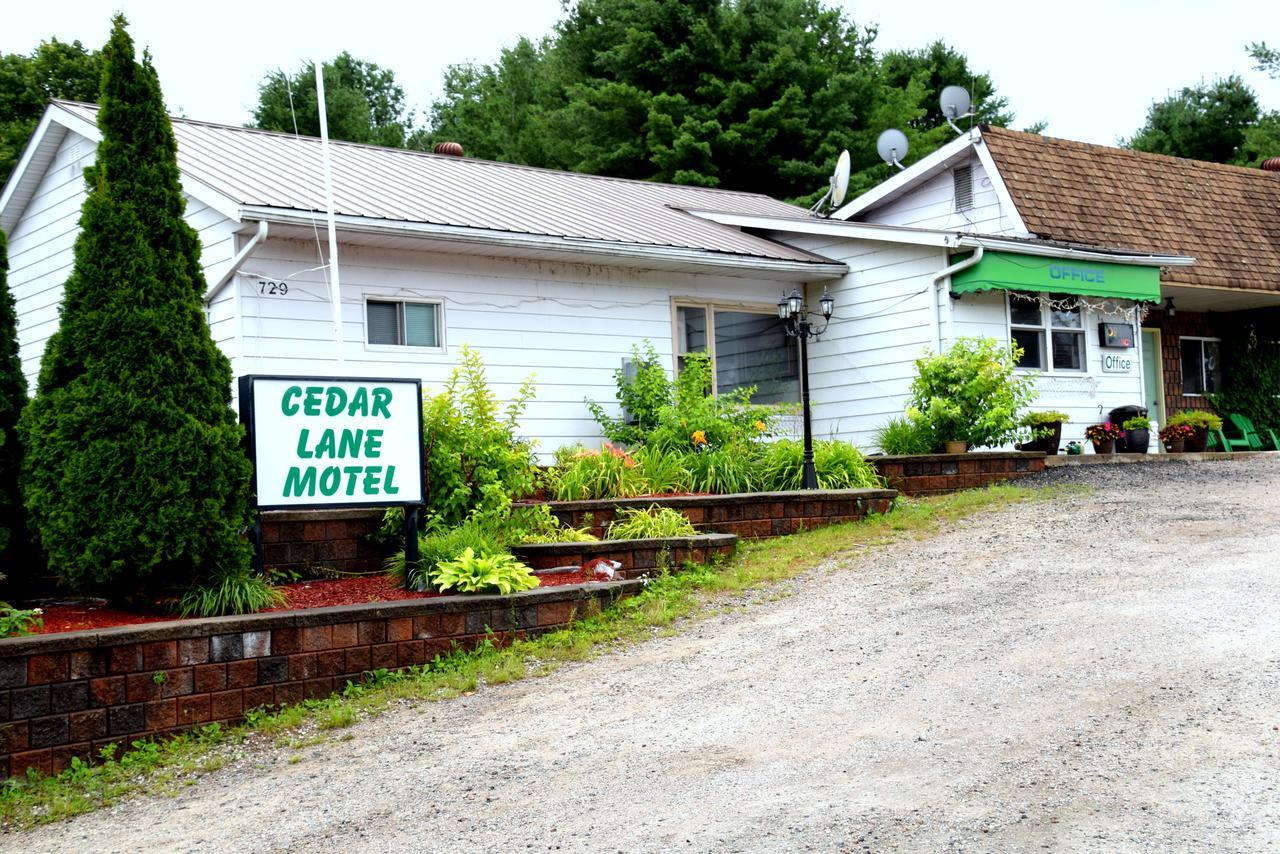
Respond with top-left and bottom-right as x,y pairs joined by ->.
981,126 -> 1280,291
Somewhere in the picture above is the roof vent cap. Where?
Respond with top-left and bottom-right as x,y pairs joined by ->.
1262,157 -> 1280,172
433,141 -> 464,157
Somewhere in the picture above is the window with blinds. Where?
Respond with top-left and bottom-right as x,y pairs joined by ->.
366,300 -> 441,348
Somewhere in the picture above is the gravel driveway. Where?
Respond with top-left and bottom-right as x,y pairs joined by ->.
10,457 -> 1280,853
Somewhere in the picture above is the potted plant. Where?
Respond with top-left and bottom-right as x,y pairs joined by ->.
1167,411 -> 1223,453
1121,416 -> 1151,454
1160,423 -> 1193,453
1084,421 -> 1123,454
1017,411 -> 1069,455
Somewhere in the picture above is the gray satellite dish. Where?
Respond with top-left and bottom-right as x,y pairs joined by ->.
940,85 -> 973,133
876,129 -> 908,171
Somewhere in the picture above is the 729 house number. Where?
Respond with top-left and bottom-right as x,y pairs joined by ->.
258,279 -> 289,296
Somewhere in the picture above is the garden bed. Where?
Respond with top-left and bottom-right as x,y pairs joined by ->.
870,452 -> 1045,496
513,533 -> 738,578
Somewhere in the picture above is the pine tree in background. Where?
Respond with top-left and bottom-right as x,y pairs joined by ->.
0,229 -> 28,578
20,16 -> 253,598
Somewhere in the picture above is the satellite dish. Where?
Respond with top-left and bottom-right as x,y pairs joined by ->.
831,150 -> 851,207
940,85 -> 973,133
876,129 -> 909,171
808,148 -> 853,216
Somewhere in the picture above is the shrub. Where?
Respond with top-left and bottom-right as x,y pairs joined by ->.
178,569 -> 285,617
432,548 -> 539,595
0,603 -> 42,637
606,506 -> 697,540
906,337 -> 1038,449
550,443 -> 648,501
1168,410 -> 1223,431
646,352 -> 786,453
585,341 -> 672,446
873,416 -> 936,455
385,519 -> 503,590
759,439 -> 883,490
421,345 -> 538,529
0,231 -> 27,571
20,18 -> 253,597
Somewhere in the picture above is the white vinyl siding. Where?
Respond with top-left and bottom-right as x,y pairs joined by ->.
859,152 -> 1019,234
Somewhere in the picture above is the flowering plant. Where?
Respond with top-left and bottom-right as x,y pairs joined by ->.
1159,423 -> 1194,442
1084,422 -> 1124,442
691,430 -> 708,447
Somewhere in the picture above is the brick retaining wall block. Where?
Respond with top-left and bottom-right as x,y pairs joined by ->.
259,508 -> 387,575
0,581 -> 637,779
542,488 -> 897,540
871,451 -> 1046,496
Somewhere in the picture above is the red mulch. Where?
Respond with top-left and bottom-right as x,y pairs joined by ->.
26,570 -> 608,635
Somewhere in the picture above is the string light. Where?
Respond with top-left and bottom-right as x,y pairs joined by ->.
1007,290 -> 1150,322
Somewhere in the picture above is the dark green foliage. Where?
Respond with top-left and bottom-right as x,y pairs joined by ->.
1125,76 -> 1260,164
0,230 -> 27,571
880,41 -> 1014,133
178,568 -> 284,617
0,38 -> 104,188
428,0 -> 1017,203
252,52 -> 421,149
758,439 -> 881,490
1208,321 -> 1280,429
19,17 -> 253,597
873,415 -> 936,455
585,341 -> 672,446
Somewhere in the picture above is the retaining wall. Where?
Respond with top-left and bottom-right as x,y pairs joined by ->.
870,452 -> 1046,496
512,533 -> 738,577
544,488 -> 897,540
0,582 -> 634,779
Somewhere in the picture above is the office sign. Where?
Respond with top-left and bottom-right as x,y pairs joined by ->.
1101,353 -> 1134,374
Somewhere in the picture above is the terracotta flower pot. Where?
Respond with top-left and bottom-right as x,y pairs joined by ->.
943,440 -> 968,454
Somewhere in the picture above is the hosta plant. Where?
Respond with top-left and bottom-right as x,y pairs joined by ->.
432,548 -> 539,595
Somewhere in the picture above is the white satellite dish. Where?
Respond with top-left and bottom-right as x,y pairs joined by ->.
808,149 -> 853,216
831,149 -> 851,207
876,129 -> 908,171
940,85 -> 973,134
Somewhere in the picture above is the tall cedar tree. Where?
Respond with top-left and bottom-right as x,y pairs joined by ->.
20,17 -> 252,596
0,229 -> 27,574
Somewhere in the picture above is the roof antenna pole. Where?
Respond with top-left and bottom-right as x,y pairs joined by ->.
315,59 -> 345,363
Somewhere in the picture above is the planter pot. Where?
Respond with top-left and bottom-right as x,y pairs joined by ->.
943,440 -> 968,454
1184,427 -> 1209,453
1125,428 -> 1151,454
1163,437 -> 1186,453
1090,439 -> 1115,455
1017,421 -> 1063,455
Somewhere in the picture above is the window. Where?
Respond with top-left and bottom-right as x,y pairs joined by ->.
675,303 -> 799,403
1007,292 -> 1084,372
366,299 -> 441,348
1180,337 -> 1221,395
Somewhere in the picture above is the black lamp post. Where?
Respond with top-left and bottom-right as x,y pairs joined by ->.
778,286 -> 834,489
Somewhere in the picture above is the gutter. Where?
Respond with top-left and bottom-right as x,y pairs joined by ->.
930,246 -> 984,350
204,220 -> 268,307
957,235 -> 1194,267
240,206 -> 849,279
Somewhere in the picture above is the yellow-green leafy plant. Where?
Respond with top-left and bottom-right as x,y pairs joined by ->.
907,337 -> 1039,449
550,443 -> 648,500
606,506 -> 698,540
432,548 -> 539,595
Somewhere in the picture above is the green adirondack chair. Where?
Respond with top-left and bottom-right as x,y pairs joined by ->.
1227,413 -> 1280,451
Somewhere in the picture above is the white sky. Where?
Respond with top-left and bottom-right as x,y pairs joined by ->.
3,0 -> 1279,149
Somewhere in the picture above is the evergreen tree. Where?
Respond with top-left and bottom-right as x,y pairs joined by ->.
1125,76 -> 1260,164
20,16 -> 252,597
0,229 -> 27,574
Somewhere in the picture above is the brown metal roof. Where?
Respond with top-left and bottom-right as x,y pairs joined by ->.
982,125 -> 1280,291
55,101 -> 828,266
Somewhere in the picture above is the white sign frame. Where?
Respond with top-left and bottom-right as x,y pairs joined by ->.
239,375 -> 425,511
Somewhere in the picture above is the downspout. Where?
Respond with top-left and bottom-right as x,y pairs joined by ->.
204,219 -> 268,307
930,246 -> 983,351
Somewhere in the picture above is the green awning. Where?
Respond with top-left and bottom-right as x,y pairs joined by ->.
949,250 -> 1161,302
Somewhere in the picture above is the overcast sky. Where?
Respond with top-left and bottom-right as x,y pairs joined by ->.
4,0 -> 1279,151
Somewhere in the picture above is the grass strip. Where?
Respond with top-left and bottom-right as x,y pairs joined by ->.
0,483 -> 1075,829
